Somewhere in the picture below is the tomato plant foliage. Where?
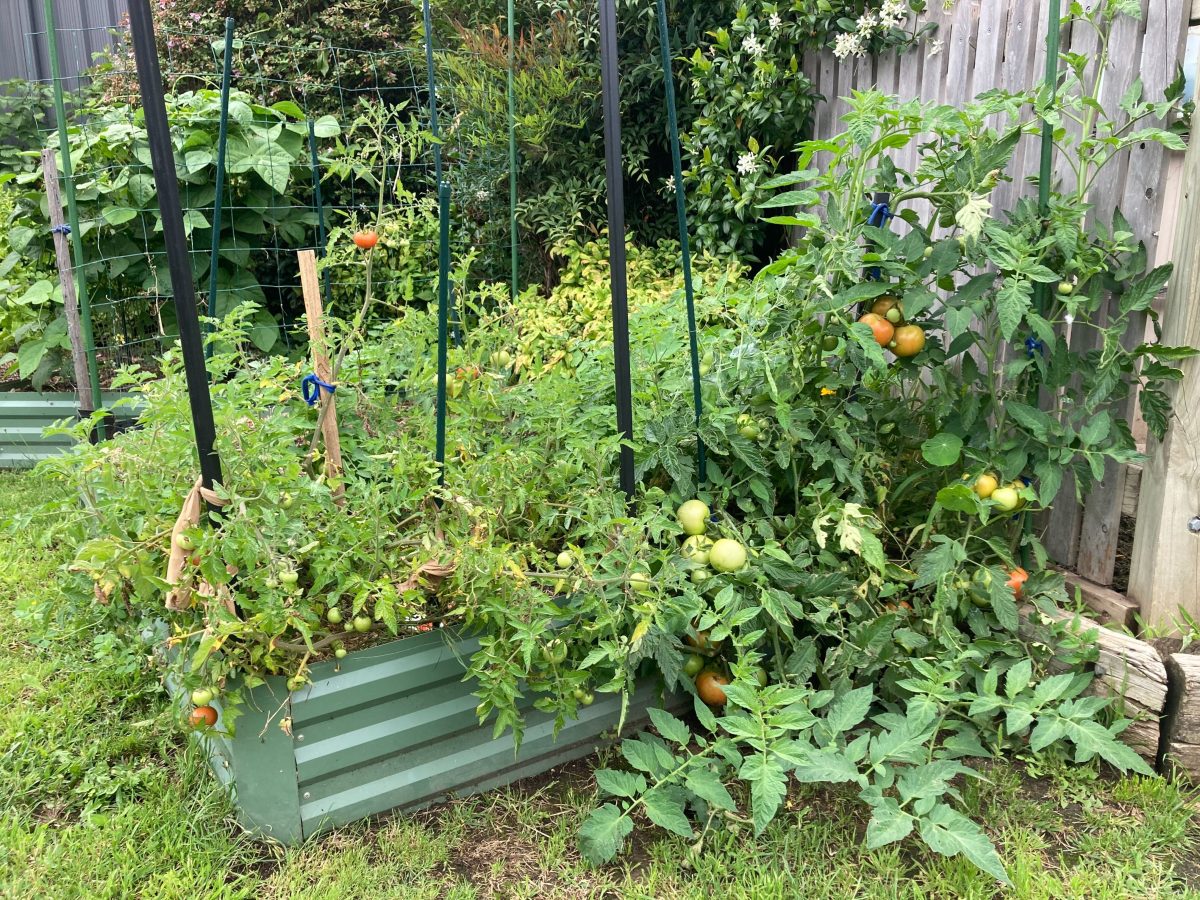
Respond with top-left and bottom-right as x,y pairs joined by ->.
24,0 -> 1195,886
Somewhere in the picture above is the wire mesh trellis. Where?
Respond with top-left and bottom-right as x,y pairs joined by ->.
16,10 -> 514,389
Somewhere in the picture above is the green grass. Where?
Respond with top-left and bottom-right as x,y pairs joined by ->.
1,469 -> 1198,899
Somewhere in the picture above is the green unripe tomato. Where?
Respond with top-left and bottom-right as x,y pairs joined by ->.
556,550 -> 574,569
676,499 -> 710,536
334,646 -> 348,660
1057,281 -> 1074,295
174,532 -> 195,551
885,307 -> 902,324
680,534 -> 713,565
326,607 -> 343,625
629,571 -> 653,594
690,567 -> 712,584
286,676 -> 307,692
279,570 -> 299,587
683,654 -> 706,678
738,424 -> 760,441
821,334 -> 838,352
749,666 -> 769,687
542,640 -> 568,665
190,687 -> 214,707
579,691 -> 594,706
923,246 -> 934,259
990,486 -> 1020,512
352,614 -> 373,633
709,539 -> 748,573
280,492 -> 295,509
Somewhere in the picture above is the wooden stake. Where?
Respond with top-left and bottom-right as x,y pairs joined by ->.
41,149 -> 93,408
1128,102 -> 1200,631
298,250 -> 345,504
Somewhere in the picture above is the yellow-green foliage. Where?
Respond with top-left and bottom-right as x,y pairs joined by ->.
486,236 -> 741,377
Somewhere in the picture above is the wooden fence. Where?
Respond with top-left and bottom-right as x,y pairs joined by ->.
801,0 -> 1194,626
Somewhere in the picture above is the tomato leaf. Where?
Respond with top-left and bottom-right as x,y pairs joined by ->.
642,785 -> 694,838
578,803 -> 634,865
648,708 -> 691,747
919,802 -> 1011,885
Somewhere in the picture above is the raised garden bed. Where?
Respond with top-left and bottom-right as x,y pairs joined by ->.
185,627 -> 674,844
0,391 -> 138,469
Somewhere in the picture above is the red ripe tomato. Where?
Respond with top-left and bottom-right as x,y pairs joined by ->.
1006,567 -> 1029,600
695,670 -> 730,706
190,705 -> 218,729
353,230 -> 378,250
858,313 -> 895,346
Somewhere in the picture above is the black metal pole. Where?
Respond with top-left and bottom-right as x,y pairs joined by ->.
128,0 -> 223,493
598,0 -> 636,499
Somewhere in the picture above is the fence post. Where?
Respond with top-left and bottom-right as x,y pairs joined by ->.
43,0 -> 103,425
40,150 -> 93,408
1127,102 -> 1200,630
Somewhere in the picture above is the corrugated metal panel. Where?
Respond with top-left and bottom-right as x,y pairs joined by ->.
0,391 -> 134,468
191,629 -> 679,844
0,0 -> 128,86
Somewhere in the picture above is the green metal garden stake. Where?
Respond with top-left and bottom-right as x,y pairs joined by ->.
422,0 -> 459,351
1023,0 -> 1064,566
44,0 -> 103,430
435,183 -> 451,487
655,0 -> 706,484
205,17 -> 235,360
507,0 -> 519,300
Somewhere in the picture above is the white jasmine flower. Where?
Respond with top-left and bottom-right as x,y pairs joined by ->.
664,175 -> 676,194
736,152 -> 759,176
743,32 -> 765,57
833,32 -> 866,59
857,11 -> 877,34
474,188 -> 490,202
928,38 -> 944,56
768,12 -> 782,31
1064,312 -> 1074,325
879,0 -> 907,28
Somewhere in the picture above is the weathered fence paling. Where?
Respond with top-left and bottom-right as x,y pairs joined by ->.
802,0 -> 1192,617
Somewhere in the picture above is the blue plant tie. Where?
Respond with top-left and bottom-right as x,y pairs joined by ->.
867,201 -> 893,227
50,224 -> 71,235
301,374 -> 336,406
865,201 -> 893,280
1024,337 -> 1044,359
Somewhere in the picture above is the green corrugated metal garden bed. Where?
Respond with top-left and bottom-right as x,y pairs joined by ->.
0,391 -> 137,469
188,627 -> 674,844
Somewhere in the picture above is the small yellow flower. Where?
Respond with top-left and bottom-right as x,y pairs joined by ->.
820,387 -> 836,397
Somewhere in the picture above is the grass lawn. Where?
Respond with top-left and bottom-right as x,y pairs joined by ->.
2,469 -> 1199,899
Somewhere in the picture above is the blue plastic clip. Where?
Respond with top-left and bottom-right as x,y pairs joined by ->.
301,374 -> 337,406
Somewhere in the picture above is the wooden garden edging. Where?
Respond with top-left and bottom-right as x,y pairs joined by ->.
1027,606 -> 1200,780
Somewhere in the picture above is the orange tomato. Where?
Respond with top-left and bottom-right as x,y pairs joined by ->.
353,230 -> 378,250
858,313 -> 895,346
695,671 -> 730,706
1006,567 -> 1028,599
190,705 -> 218,728
890,324 -> 926,358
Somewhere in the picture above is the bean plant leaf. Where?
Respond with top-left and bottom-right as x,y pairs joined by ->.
919,802 -> 1010,885
578,803 -> 633,865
